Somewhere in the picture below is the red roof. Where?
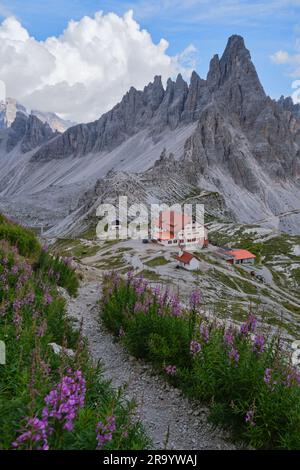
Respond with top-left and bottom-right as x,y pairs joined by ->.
227,249 -> 256,261
176,251 -> 195,264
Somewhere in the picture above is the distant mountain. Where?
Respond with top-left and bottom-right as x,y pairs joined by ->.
0,35 -> 300,235
0,98 -> 27,129
5,112 -> 55,154
0,98 -> 75,133
31,109 -> 75,134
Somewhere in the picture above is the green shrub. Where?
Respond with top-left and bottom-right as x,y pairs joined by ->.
101,272 -> 300,450
0,214 -> 40,257
0,242 -> 149,450
34,249 -> 80,296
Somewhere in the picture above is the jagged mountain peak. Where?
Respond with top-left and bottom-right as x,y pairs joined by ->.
5,111 -> 55,153
224,34 -> 247,53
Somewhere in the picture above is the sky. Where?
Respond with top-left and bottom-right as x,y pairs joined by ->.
0,0 -> 300,122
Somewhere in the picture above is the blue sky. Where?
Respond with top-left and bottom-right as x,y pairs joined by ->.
1,0 -> 300,120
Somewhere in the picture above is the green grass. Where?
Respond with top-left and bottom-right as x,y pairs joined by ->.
145,256 -> 169,267
0,214 -> 40,257
34,249 -> 80,296
138,270 -> 162,281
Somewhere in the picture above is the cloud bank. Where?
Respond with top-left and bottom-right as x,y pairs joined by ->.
0,11 -> 196,122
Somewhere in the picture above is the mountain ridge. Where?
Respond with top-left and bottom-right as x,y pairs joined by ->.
0,34 -> 300,235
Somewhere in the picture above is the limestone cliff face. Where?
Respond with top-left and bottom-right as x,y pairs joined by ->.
6,112 -> 54,153
30,35 -> 300,189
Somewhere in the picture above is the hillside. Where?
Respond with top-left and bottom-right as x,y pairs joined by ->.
0,215 -> 148,450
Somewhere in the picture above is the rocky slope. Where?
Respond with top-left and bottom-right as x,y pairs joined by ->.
0,35 -> 300,235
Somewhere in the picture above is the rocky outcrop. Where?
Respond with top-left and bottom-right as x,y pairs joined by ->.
6,112 -> 55,153
278,95 -> 300,117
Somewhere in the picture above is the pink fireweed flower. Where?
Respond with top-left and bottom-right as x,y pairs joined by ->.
118,327 -> 125,338
189,290 -> 201,310
11,265 -> 19,275
126,271 -> 134,284
165,365 -> 177,376
43,290 -> 53,306
240,313 -> 257,335
37,319 -> 48,338
153,286 -> 161,298
13,312 -> 22,327
96,416 -> 116,449
283,367 -> 300,388
200,323 -> 210,343
134,302 -> 144,314
263,368 -> 278,390
245,409 -> 256,426
12,416 -> 50,450
43,369 -> 86,432
171,295 -> 181,317
190,340 -> 201,357
224,328 -> 235,346
229,347 -> 240,364
134,278 -> 148,296
253,334 -> 265,354
13,299 -> 23,311
264,368 -> 272,384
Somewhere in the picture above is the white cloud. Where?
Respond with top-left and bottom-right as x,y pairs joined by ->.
0,11 -> 195,123
271,49 -> 300,76
270,50 -> 290,64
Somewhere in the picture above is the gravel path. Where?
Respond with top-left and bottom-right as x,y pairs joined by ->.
67,270 -> 237,450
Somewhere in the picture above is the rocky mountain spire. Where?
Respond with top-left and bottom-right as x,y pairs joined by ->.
6,112 -> 55,153
206,35 -> 266,124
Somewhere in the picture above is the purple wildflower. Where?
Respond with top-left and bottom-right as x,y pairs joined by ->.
253,334 -> 265,354
43,369 -> 86,432
96,416 -> 116,449
171,295 -> 181,317
189,290 -> 201,310
264,368 -> 272,384
229,347 -> 239,364
165,365 -> 177,376
200,323 -> 210,343
245,409 -> 256,426
190,340 -> 201,357
12,416 -> 50,450
241,313 -> 257,335
118,327 -> 125,338
43,290 -> 53,306
224,328 -> 235,346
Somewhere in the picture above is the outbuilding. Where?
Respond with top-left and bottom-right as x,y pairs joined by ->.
175,251 -> 200,271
